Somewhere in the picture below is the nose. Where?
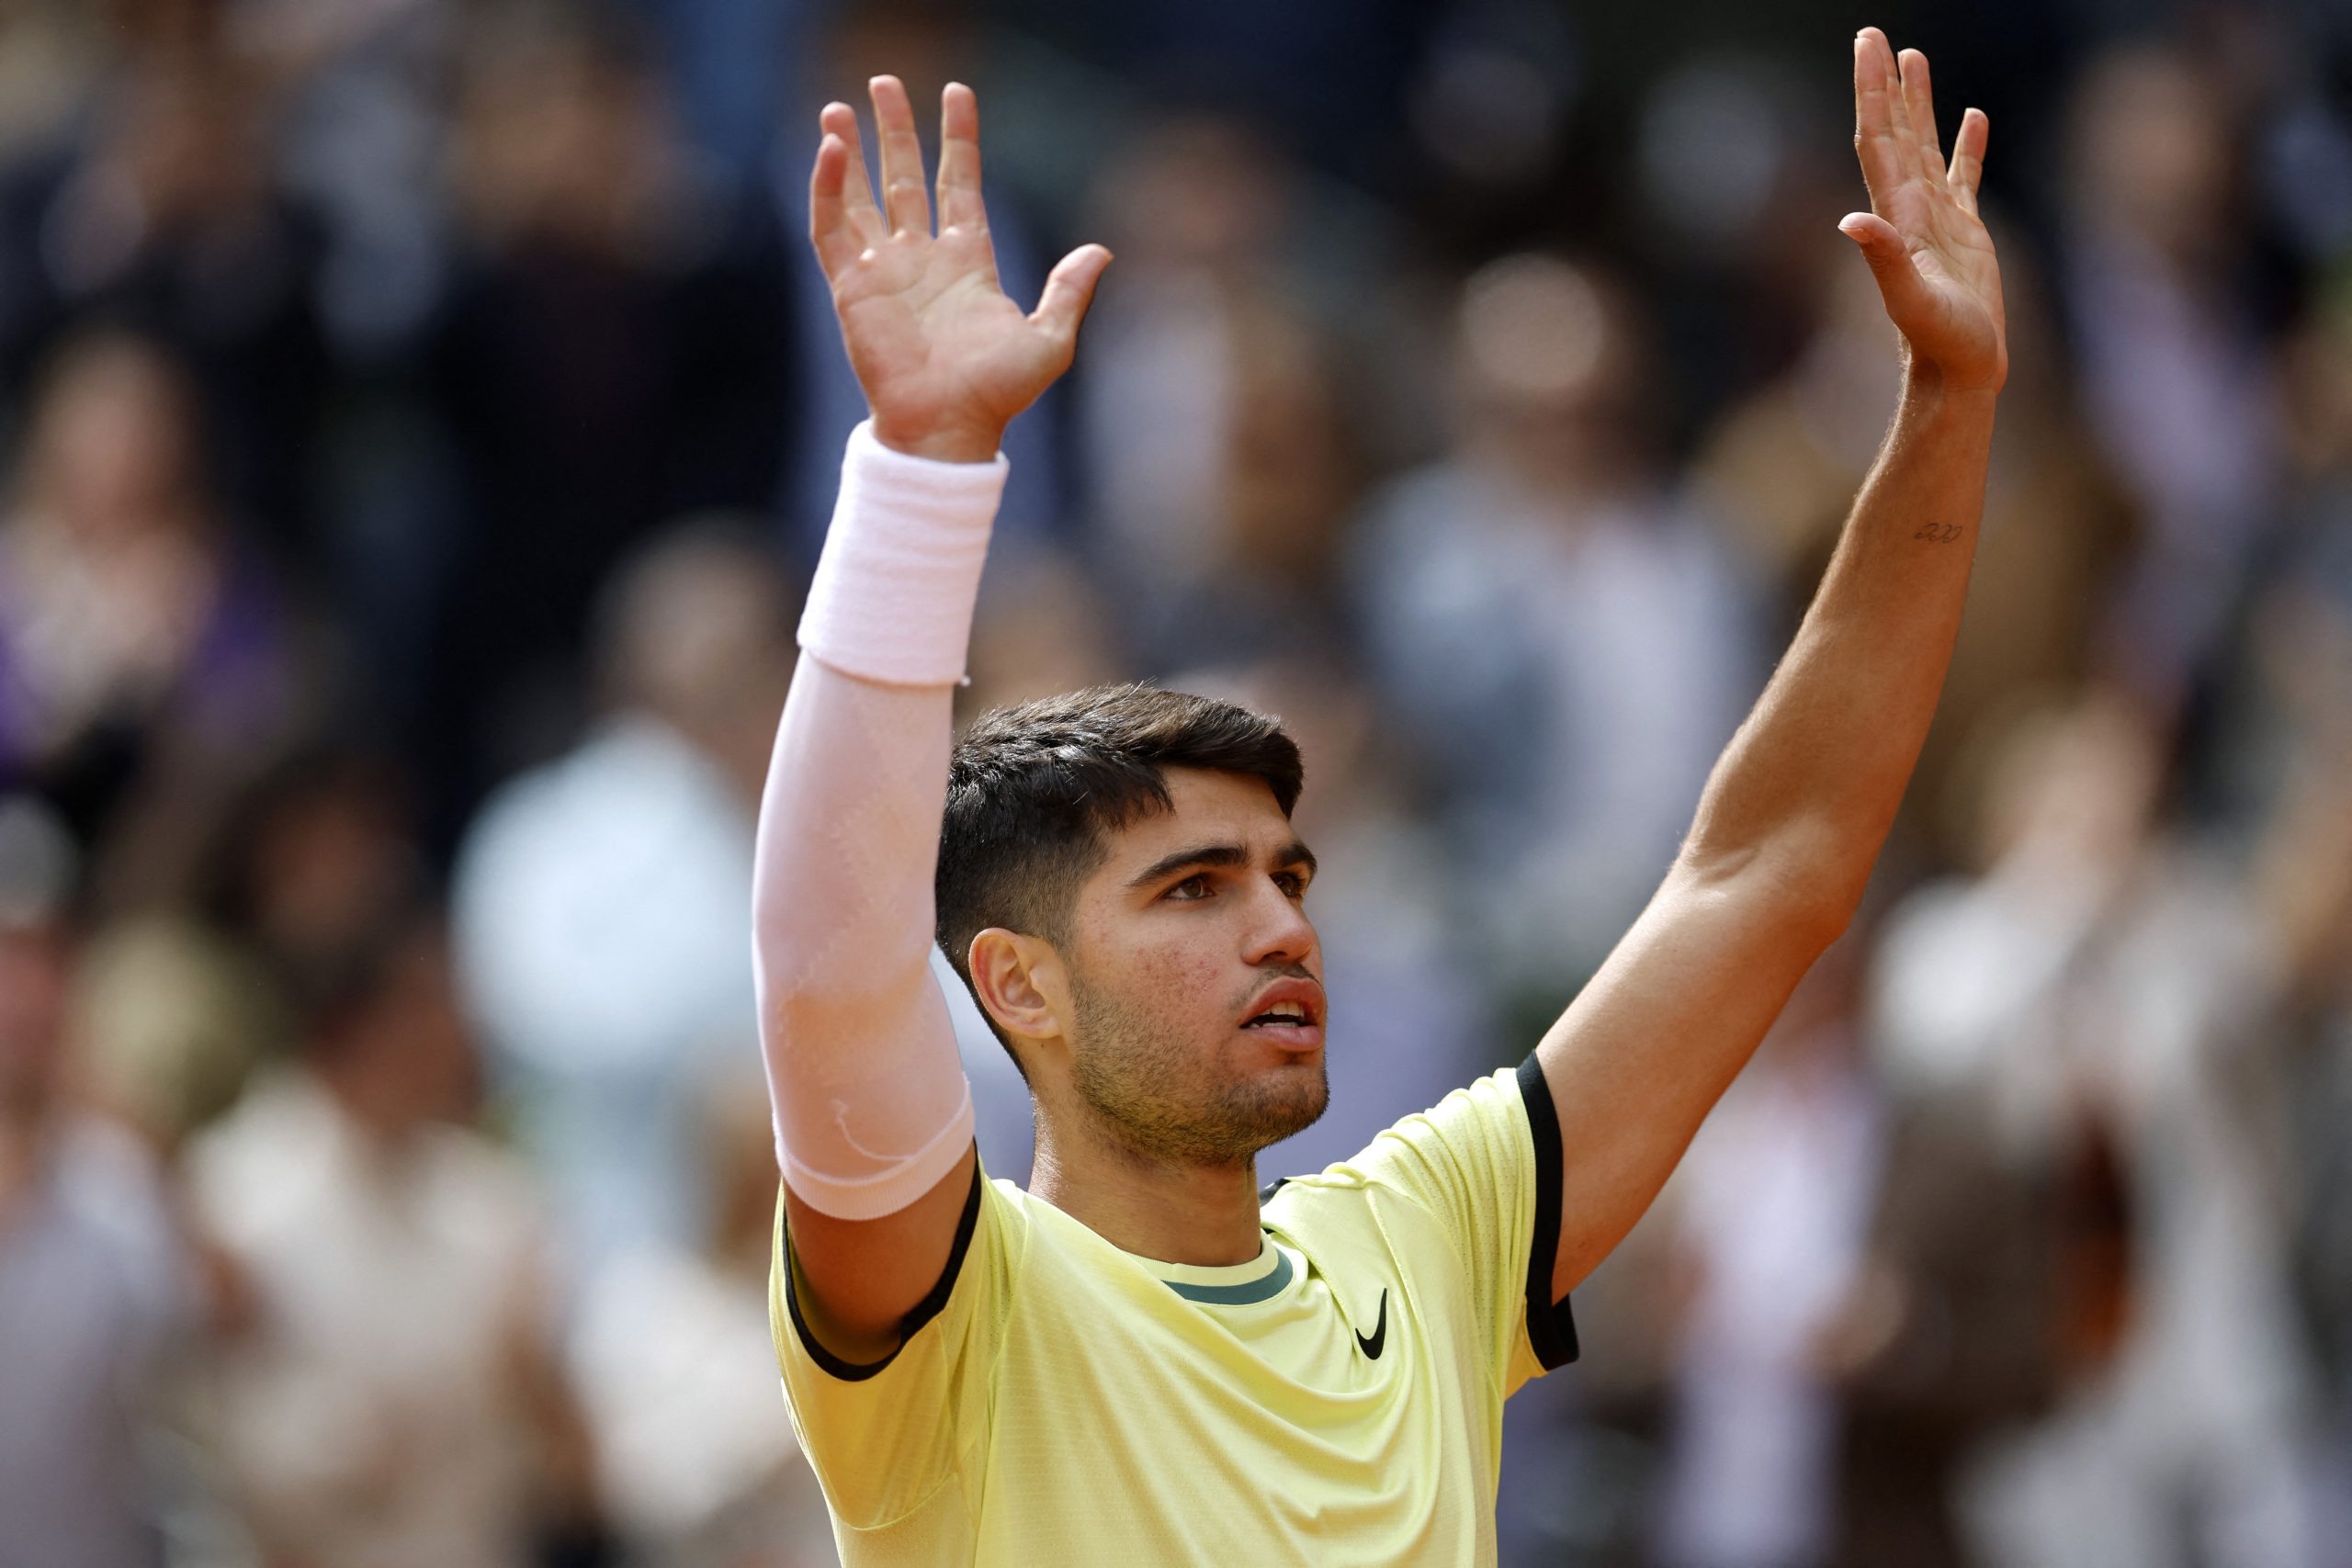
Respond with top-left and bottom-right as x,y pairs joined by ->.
1242,875 -> 1319,971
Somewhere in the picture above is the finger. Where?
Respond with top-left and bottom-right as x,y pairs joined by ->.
1852,32 -> 1905,208
818,101 -> 886,244
1948,107 -> 1989,213
936,82 -> 987,233
809,134 -> 865,276
1898,48 -> 1944,176
1030,243 -> 1113,346
1838,211 -> 1932,324
1871,29 -> 1923,185
868,73 -> 933,236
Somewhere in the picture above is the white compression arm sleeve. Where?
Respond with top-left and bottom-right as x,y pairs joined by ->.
752,421 -> 1001,1220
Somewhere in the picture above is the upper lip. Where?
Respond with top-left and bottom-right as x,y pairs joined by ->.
1239,977 -> 1325,1029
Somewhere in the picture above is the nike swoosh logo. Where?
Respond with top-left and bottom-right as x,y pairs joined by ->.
1355,1289 -> 1389,1360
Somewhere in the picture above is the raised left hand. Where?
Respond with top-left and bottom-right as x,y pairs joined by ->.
1842,28 -> 2007,395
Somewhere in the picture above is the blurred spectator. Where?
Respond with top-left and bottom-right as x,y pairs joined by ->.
2059,42 -> 2284,717
453,524 -> 793,1281
0,803 -> 197,1568
421,0 -> 793,831
228,0 -> 457,362
0,329 -> 302,883
1351,254 -> 1758,1009
0,38 -> 334,560
1651,940 -> 1883,1568
187,905 -> 605,1568
567,1069 -> 835,1566
1869,689 -> 2324,1568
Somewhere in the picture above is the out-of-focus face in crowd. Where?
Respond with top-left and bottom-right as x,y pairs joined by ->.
2067,44 -> 2238,265
24,333 -> 204,547
1454,254 -> 1657,502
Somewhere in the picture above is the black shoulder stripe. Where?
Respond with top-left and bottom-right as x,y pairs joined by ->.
1515,1054 -> 1580,1370
784,1151 -> 986,1383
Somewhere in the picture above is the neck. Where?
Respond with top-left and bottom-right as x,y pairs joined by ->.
1028,1111 -> 1263,1267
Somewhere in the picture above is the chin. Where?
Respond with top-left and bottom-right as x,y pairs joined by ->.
1233,1059 -> 1329,1151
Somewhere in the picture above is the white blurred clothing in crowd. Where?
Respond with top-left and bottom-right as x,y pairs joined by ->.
0,1116 -> 193,1568
1653,1024 -> 1883,1568
1353,463 -> 1756,989
1872,848 -> 2322,1568
455,716 -> 754,1273
567,1247 -> 835,1566
187,1069 -> 554,1568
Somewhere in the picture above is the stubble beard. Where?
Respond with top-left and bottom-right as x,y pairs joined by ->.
1065,962 -> 1328,1168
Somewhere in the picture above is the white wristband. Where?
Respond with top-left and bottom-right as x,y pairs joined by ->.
796,419 -> 1008,687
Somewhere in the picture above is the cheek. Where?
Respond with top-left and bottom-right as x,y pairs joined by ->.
1096,922 -> 1234,1031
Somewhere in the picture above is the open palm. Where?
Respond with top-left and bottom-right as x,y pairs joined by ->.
809,77 -> 1110,463
1843,28 -> 2007,394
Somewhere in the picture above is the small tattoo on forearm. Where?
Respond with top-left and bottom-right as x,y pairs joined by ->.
1912,522 -> 1963,544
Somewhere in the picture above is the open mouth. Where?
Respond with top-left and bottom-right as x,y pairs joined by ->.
1242,1005 -> 1316,1030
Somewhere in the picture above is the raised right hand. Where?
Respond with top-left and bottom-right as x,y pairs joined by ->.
809,76 -> 1112,464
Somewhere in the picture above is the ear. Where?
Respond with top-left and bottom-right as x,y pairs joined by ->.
967,928 -> 1069,1048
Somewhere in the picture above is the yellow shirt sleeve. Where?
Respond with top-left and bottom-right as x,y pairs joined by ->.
1338,1057 -> 1578,1394
769,1155 -> 1022,1534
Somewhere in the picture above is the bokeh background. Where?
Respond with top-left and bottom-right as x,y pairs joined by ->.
2,0 -> 2349,1564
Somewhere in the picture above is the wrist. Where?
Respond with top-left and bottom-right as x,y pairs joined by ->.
795,421 -> 1009,687
1900,355 -> 2004,408
1899,363 -> 2003,425
868,415 -> 1005,466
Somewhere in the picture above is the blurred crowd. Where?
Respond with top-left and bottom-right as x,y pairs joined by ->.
1,1 -> 2349,1565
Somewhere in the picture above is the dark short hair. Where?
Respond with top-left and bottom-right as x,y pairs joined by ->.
936,682 -> 1304,1059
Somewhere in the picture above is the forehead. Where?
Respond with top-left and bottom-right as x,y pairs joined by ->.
1093,768 -> 1295,872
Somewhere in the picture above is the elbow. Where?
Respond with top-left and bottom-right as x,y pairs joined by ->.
1674,823 -> 1865,957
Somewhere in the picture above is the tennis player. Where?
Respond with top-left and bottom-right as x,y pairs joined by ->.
756,26 -> 2003,1564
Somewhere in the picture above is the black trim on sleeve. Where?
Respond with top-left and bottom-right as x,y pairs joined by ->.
1514,1054 -> 1581,1369
783,1152 -> 986,1382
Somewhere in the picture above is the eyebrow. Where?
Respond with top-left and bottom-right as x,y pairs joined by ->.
1124,839 -> 1319,891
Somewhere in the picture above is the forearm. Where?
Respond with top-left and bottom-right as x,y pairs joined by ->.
1684,365 -> 1996,917
752,422 -> 1002,1219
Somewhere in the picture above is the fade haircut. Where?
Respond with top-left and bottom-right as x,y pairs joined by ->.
936,682 -> 1305,1060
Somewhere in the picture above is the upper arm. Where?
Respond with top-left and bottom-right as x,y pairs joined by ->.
1532,850 -> 1839,1300
783,1142 -> 978,1359
771,1150 -> 1008,1533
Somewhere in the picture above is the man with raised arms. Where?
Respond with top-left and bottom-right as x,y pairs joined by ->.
755,27 -> 2004,1565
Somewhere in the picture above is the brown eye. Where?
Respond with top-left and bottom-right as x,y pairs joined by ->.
1167,874 -> 1211,900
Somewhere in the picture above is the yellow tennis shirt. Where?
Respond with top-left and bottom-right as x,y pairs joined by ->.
769,1055 -> 1580,1566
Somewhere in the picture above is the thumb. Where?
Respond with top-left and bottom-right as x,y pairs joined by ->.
1838,213 -> 1931,324
1031,243 -> 1113,344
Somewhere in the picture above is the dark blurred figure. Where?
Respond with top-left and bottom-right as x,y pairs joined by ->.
0,329 -> 303,889
422,0 -> 792,838
187,904 -> 607,1568
2058,41 -> 2284,722
0,32 -> 333,561
0,800 -> 197,1568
